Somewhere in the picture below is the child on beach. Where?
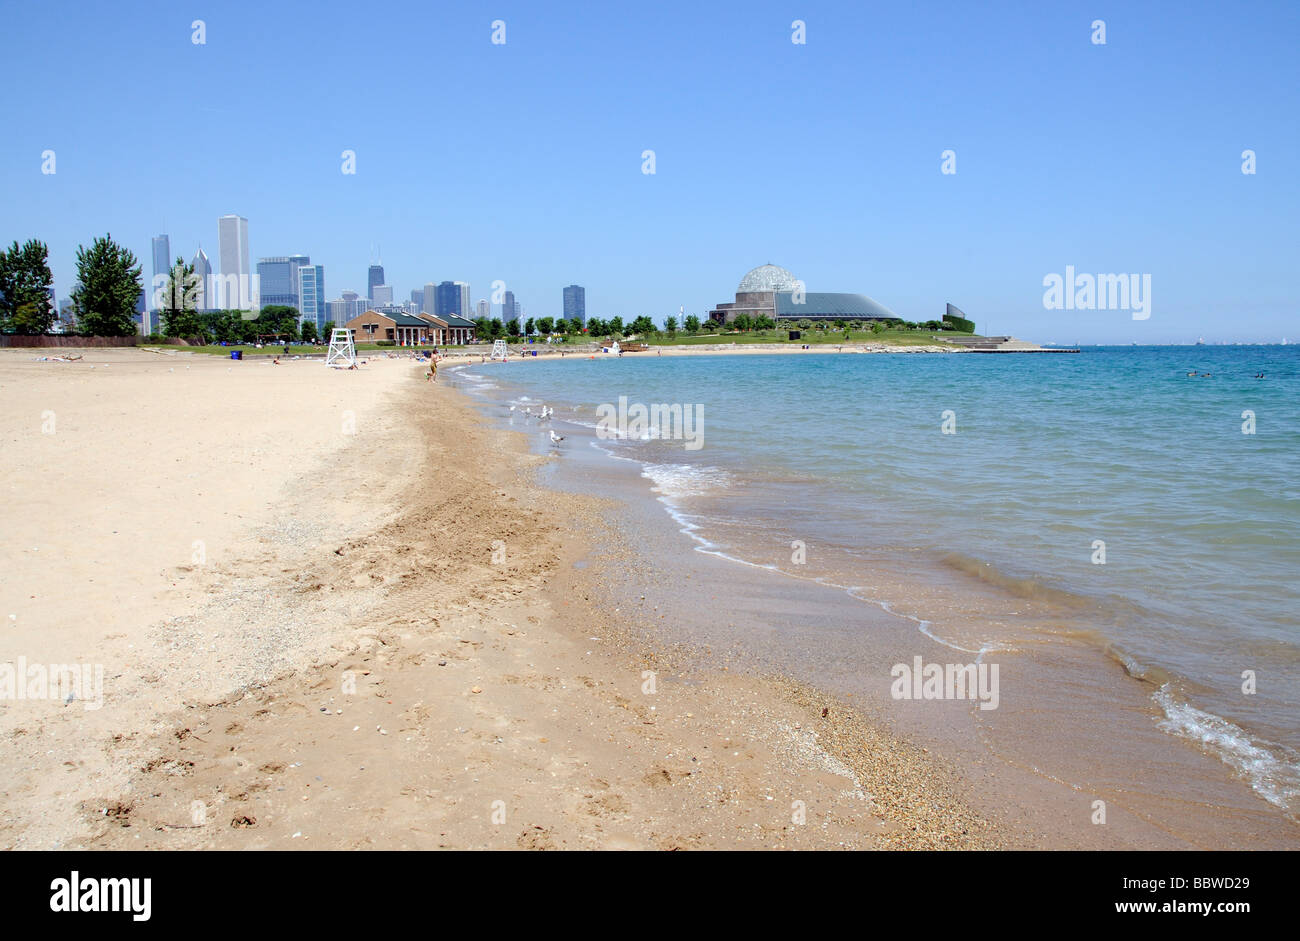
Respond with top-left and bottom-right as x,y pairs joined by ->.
427,357 -> 437,382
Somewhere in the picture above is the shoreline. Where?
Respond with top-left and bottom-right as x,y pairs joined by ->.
445,355 -> 1300,848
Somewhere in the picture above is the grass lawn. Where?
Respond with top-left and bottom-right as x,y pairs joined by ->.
644,328 -> 976,347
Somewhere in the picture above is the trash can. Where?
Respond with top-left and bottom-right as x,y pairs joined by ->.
231,350 -> 243,360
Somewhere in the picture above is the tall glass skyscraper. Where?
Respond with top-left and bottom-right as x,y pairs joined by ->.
502,290 -> 519,326
563,284 -> 586,325
150,235 -> 171,310
298,264 -> 325,330
256,256 -> 306,310
367,265 -> 385,301
435,281 -> 467,317
217,214 -> 251,310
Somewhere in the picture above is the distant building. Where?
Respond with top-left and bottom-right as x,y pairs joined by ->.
150,235 -> 171,310
434,281 -> 466,318
367,265 -> 385,301
502,290 -> 519,326
422,281 -> 435,314
475,298 -> 489,320
410,288 -> 424,310
327,291 -> 369,324
563,284 -> 586,325
708,264 -> 901,325
191,249 -> 213,311
257,256 -> 309,311
298,264 -> 325,330
371,284 -> 393,306
456,282 -> 471,320
217,214 -> 252,310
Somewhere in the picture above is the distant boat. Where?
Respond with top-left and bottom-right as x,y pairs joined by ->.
1195,337 -> 1205,345
1283,337 -> 1289,345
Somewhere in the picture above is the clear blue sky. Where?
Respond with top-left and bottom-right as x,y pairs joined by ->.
3,0 -> 1297,343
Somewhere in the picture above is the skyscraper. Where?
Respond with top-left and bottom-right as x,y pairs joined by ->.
371,284 -> 393,306
367,265 -> 385,301
298,264 -> 325,330
456,282 -> 471,321
563,284 -> 586,325
435,281 -> 470,318
150,235 -> 171,310
191,248 -> 212,311
410,288 -> 424,310
475,299 -> 489,320
502,290 -> 519,326
256,256 -> 307,310
217,214 -> 252,310
423,281 -> 436,314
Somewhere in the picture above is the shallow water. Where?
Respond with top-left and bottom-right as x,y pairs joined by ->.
450,345 -> 1300,826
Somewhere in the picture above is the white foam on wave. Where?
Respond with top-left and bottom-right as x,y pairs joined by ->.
1153,685 -> 1300,818
641,462 -> 732,500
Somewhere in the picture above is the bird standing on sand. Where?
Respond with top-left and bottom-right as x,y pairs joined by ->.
549,430 -> 565,443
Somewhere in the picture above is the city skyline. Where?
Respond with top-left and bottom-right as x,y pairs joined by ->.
5,1 -> 1297,342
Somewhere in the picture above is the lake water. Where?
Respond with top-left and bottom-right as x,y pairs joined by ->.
451,345 -> 1300,829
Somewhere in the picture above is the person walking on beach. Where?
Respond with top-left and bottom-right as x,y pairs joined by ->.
427,356 -> 437,382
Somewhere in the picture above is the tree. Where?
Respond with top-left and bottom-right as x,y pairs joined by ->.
733,313 -> 752,332
321,320 -> 336,338
608,316 -> 624,337
524,317 -> 535,336
629,315 -> 655,336
665,316 -> 678,334
300,320 -> 319,343
71,234 -> 142,336
252,305 -> 301,342
684,314 -> 700,333
160,256 -> 205,339
506,318 -> 521,337
0,239 -> 55,334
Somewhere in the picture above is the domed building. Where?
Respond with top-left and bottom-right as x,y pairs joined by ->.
708,264 -> 903,325
708,264 -> 799,324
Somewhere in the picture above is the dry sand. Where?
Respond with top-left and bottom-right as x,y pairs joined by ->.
0,347 -> 1000,850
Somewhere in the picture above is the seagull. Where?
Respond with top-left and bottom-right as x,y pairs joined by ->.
509,404 -> 516,411
549,430 -> 565,443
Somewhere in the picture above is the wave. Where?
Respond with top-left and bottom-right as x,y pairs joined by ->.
1153,685 -> 1300,819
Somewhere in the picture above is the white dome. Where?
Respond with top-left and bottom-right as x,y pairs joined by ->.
737,264 -> 798,293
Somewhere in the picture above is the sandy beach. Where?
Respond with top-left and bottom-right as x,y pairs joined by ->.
0,347 -> 999,850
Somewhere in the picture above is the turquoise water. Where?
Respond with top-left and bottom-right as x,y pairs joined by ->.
454,346 -> 1300,814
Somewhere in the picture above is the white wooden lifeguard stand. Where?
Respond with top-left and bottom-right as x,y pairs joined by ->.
490,339 -> 508,361
326,328 -> 357,368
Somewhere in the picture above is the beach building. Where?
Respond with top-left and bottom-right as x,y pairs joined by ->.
708,264 -> 902,325
419,312 -> 477,345
343,309 -> 476,345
